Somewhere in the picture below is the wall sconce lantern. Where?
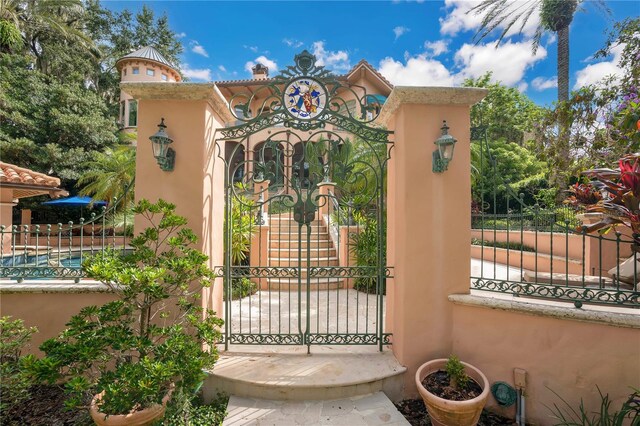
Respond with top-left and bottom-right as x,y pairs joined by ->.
432,120 -> 457,173
149,118 -> 175,172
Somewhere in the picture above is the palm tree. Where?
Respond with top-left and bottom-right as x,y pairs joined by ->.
469,0 -> 606,103
77,146 -> 135,210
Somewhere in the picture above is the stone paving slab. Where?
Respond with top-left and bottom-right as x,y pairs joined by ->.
222,392 -> 410,426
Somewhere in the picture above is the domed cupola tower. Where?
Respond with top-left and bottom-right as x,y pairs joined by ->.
116,46 -> 181,134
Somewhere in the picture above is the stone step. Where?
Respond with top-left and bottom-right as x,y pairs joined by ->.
265,277 -> 345,290
269,257 -> 339,267
269,240 -> 334,249
222,392 -> 410,425
270,233 -> 330,241
268,223 -> 326,231
269,247 -> 337,257
203,348 -> 406,402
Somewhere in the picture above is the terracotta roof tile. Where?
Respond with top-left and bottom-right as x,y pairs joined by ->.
0,162 -> 61,188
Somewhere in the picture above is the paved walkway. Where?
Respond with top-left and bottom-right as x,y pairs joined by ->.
223,392 -> 410,426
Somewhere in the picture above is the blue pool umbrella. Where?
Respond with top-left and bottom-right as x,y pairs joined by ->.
43,196 -> 107,207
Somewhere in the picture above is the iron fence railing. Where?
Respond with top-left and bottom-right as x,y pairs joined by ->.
1,194 -> 132,282
471,211 -> 640,307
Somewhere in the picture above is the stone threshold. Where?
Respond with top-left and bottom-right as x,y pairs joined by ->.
449,292 -> 640,329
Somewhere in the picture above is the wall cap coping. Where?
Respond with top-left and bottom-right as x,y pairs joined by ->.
448,293 -> 640,329
120,82 -> 235,124
377,86 -> 488,126
0,280 -> 112,294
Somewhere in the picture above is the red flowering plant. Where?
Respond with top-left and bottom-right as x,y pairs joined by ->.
573,153 -> 640,246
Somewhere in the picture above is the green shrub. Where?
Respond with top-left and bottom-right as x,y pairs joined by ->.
231,189 -> 255,265
350,215 -> 385,294
0,317 -> 37,413
471,238 -> 536,252
29,200 -> 223,417
224,278 -> 258,301
546,386 -> 640,426
445,355 -> 469,391
164,390 -> 228,426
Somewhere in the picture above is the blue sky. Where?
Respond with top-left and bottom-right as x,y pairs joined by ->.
104,1 -> 639,106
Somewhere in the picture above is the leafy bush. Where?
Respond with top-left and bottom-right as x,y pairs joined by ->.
546,386 -> 640,426
28,200 -> 223,417
224,278 -> 258,301
164,390 -> 228,426
471,238 -> 536,253
350,215 -> 385,294
0,317 -> 37,413
231,188 -> 255,265
445,355 -> 469,391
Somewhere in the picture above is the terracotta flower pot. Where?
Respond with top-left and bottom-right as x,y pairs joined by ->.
415,359 -> 489,426
89,384 -> 174,426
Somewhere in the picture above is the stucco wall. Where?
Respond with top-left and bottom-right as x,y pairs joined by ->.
0,287 -> 116,355
450,299 -> 640,425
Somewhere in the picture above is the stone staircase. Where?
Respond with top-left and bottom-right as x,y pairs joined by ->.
267,214 -> 345,290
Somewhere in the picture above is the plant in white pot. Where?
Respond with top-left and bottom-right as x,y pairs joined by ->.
28,200 -> 223,425
415,355 -> 490,426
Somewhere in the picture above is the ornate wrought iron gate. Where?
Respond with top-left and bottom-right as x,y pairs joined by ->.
217,51 -> 392,349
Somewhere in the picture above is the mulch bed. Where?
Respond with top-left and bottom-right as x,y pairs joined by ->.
395,398 -> 516,426
422,370 -> 483,401
2,384 -> 92,426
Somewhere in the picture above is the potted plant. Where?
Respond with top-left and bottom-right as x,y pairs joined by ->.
29,199 -> 223,425
415,355 -> 489,426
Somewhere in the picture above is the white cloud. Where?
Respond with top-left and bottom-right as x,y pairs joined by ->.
176,32 -> 186,38
191,43 -> 208,58
182,64 -> 212,81
454,41 -> 547,86
393,26 -> 410,40
243,45 -> 258,53
574,44 -> 624,89
218,65 -> 227,72
440,0 -> 540,39
244,55 -> 278,74
531,76 -> 557,91
424,40 -> 449,57
378,54 -> 455,86
517,81 -> 528,92
312,41 -> 351,71
283,38 -> 303,48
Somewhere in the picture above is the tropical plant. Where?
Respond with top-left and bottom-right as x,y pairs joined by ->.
224,277 -> 258,301
0,316 -> 37,413
570,153 -> 640,245
230,187 -> 256,265
77,145 -> 135,208
27,199 -> 223,417
469,0 -> 607,104
546,386 -> 640,426
350,215 -> 385,294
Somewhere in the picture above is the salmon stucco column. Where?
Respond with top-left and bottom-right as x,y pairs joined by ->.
121,82 -> 234,320
378,87 -> 487,396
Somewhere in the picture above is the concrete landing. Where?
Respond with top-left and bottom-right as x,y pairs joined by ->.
204,346 -> 406,402
222,392 -> 410,425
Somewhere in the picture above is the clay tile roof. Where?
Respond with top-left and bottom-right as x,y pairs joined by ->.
117,46 -> 177,71
0,162 -> 61,188
346,59 -> 394,89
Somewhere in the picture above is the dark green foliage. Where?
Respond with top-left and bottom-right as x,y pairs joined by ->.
0,53 -> 117,181
472,139 -> 548,213
471,238 -> 536,253
350,215 -> 384,294
445,355 -> 469,391
546,386 -> 640,426
28,200 -> 223,416
224,278 -> 258,301
540,0 -> 578,32
0,317 -> 37,413
466,73 -> 544,145
164,391 -> 228,426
